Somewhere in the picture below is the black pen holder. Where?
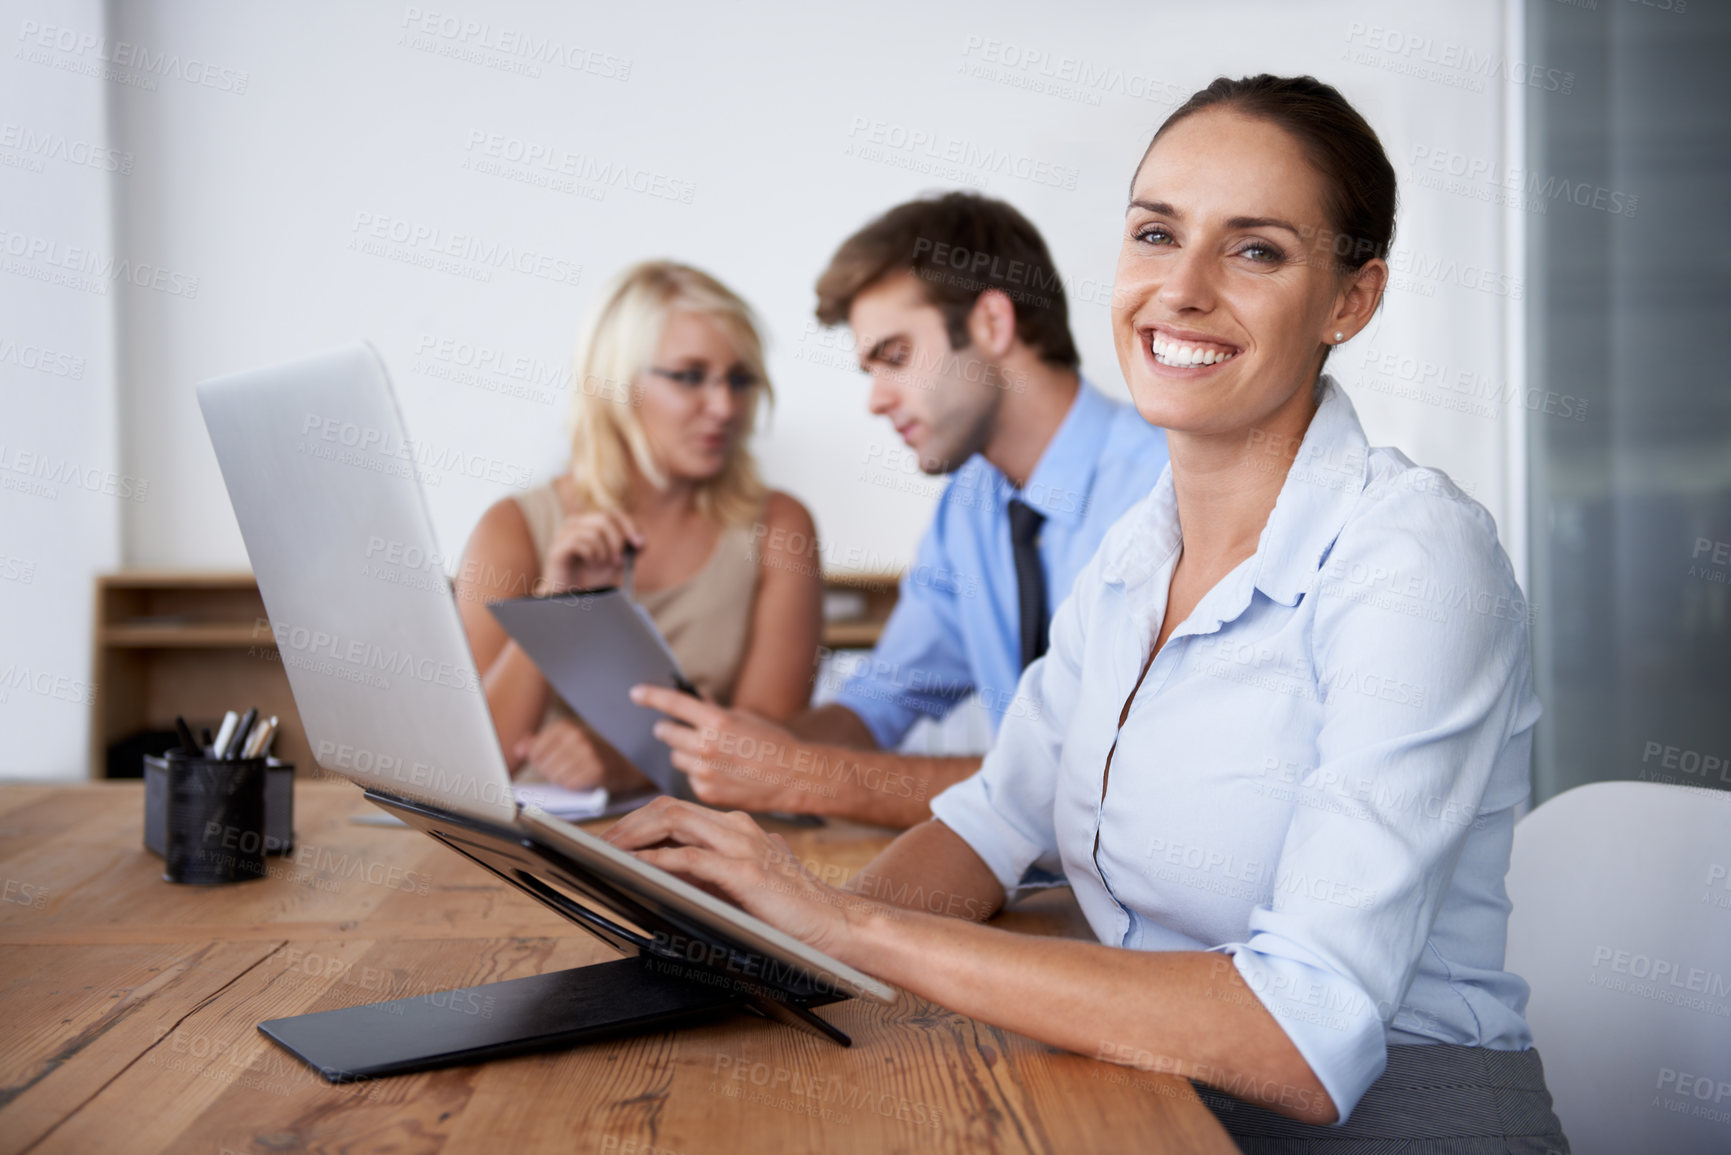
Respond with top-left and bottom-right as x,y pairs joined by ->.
145,755 -> 294,859
160,751 -> 268,885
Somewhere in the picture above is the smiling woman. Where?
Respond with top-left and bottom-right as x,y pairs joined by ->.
609,77 -> 1571,1152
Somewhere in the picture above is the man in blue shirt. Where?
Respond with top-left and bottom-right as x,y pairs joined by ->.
632,192 -> 1169,827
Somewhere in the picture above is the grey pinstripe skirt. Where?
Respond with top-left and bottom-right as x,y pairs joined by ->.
1193,1045 -> 1571,1153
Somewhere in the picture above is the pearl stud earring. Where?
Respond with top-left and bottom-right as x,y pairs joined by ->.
1334,331 -> 1345,343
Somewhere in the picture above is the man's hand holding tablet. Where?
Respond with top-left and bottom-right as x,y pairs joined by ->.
629,683 -> 816,811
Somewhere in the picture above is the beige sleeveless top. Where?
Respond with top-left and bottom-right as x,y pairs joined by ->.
513,481 -> 761,715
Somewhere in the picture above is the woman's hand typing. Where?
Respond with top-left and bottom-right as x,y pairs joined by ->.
601,796 -> 875,957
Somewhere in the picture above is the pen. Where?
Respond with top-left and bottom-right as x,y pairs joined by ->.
621,543 -> 637,601
212,711 -> 239,761
226,708 -> 258,759
243,716 -> 278,759
174,716 -> 201,756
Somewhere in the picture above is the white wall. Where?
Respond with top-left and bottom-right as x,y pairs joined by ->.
2,0 -> 1527,779
0,0 -> 121,777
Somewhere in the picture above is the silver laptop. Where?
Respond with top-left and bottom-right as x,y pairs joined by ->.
200,342 -> 515,825
197,342 -> 894,1005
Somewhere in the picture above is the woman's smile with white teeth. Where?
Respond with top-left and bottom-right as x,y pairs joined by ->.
1150,331 -> 1239,368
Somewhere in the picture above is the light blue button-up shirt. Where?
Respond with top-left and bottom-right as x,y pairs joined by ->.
836,381 -> 1169,748
930,377 -> 1542,1123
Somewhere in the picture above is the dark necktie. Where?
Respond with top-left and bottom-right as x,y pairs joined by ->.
1007,499 -> 1048,670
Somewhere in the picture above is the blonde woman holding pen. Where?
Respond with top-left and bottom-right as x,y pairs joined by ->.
456,262 -> 822,795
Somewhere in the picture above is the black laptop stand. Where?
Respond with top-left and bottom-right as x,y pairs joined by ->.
257,790 -> 850,1082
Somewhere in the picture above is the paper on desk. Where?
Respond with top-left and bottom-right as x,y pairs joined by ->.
512,783 -> 608,820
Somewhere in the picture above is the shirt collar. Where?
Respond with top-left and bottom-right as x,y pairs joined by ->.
1251,376 -> 1368,605
994,380 -> 1114,528
1100,376 -> 1368,609
1100,467 -> 1180,589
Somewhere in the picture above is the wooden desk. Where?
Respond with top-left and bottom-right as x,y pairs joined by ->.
0,784 -> 1236,1154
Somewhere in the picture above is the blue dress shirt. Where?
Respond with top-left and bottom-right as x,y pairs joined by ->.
930,377 -> 1542,1123
836,381 -> 1170,748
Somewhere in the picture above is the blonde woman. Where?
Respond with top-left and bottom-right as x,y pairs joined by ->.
456,261 -> 822,795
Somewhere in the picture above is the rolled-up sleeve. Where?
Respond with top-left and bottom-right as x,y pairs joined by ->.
929,544 -> 1097,896
1219,485 -> 1541,1122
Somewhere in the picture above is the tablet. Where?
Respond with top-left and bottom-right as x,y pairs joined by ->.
489,590 -> 690,795
516,804 -> 896,1004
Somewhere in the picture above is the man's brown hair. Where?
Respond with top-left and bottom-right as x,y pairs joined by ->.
814,192 -> 1080,371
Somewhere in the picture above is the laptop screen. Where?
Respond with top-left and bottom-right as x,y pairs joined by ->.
197,342 -> 518,826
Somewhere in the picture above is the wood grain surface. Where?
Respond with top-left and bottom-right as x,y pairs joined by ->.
0,783 -> 1236,1154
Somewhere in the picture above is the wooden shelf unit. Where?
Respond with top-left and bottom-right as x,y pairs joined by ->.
89,569 -> 903,779
89,571 -> 308,780
821,570 -> 901,650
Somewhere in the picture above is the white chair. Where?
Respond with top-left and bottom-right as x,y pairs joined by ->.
1505,780 -> 1731,1155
